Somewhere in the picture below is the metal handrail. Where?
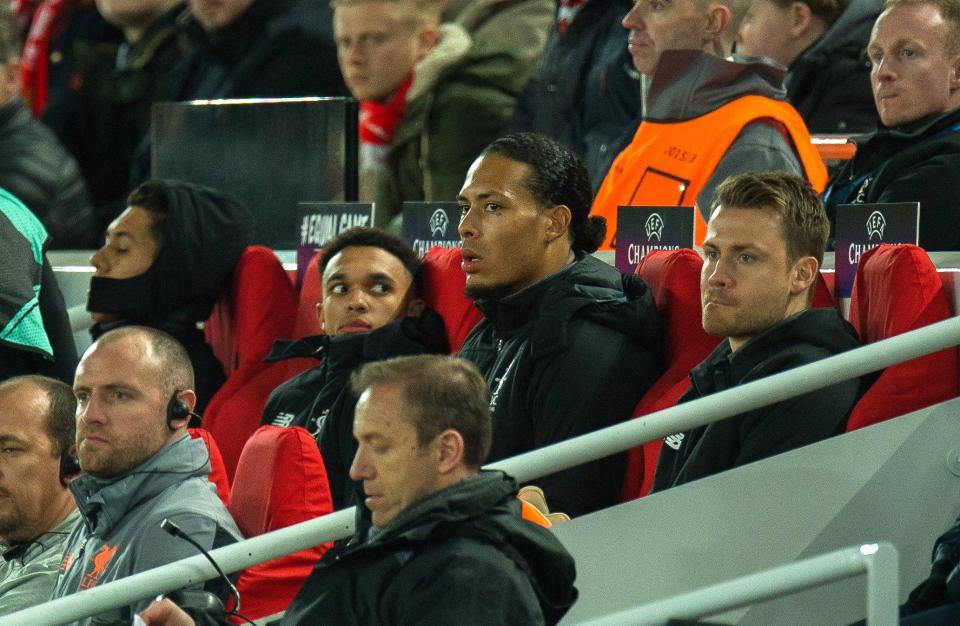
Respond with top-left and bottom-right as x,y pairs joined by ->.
576,542 -> 899,626
4,315 -> 958,626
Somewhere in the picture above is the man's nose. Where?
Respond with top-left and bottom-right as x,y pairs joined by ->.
89,249 -> 109,276
348,288 -> 369,311
458,207 -> 478,240
349,447 -> 370,482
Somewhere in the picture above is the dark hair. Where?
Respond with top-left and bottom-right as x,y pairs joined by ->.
319,226 -> 423,295
482,133 -> 606,253
769,0 -> 847,24
350,355 -> 492,468
93,325 -> 195,396
126,180 -> 170,244
0,4 -> 20,63
0,376 -> 76,458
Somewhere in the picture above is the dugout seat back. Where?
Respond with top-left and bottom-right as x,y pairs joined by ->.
846,244 -> 958,431
294,251 -> 324,338
228,426 -> 334,621
188,428 -> 231,505
202,246 -> 301,478
421,246 -> 483,353
622,250 -> 722,500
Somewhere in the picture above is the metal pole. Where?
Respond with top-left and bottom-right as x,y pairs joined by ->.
574,543 -> 899,626
490,316 -> 960,482
5,316 -> 956,625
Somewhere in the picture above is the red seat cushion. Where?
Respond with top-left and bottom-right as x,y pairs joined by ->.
421,246 -> 483,353
188,428 -> 231,505
846,244 -> 958,430
622,250 -> 721,501
294,251 -> 323,339
228,426 -> 334,621
811,271 -> 833,309
204,246 -> 298,376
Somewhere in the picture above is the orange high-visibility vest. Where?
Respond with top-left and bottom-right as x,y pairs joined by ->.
591,95 -> 828,250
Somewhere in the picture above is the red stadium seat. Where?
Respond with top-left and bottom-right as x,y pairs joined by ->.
202,246 -> 301,478
294,251 -> 323,339
421,246 -> 483,353
228,426 -> 334,622
846,244 -> 958,430
188,428 -> 231,505
812,271 -> 834,309
622,250 -> 722,501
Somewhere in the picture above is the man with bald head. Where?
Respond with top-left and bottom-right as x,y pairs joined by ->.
0,376 -> 80,615
50,326 -> 241,626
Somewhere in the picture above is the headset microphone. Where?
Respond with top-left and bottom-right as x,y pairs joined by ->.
59,447 -> 81,487
166,391 -> 202,431
159,519 -> 252,624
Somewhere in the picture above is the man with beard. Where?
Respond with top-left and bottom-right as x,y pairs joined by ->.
652,172 -> 872,491
50,326 -> 241,625
456,133 -> 662,517
0,376 -> 80,614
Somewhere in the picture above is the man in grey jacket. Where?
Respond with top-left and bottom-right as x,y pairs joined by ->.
50,326 -> 241,625
0,376 -> 81,615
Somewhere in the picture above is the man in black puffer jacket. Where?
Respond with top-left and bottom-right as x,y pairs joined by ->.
654,172 -> 874,491
457,133 -> 663,518
260,227 -> 447,510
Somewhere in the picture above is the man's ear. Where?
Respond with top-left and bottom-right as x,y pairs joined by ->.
316,302 -> 326,333
416,25 -> 440,62
791,256 -> 819,296
705,4 -> 733,42
177,389 -> 198,414
788,1 -> 814,37
950,53 -> 960,94
543,204 -> 572,243
435,429 -> 466,474
404,295 -> 426,317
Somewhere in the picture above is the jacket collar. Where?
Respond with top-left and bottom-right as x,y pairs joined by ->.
474,257 -> 580,334
645,50 -> 787,122
69,436 -> 211,537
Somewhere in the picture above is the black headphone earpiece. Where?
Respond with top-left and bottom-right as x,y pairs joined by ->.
166,391 -> 202,432
59,447 -> 81,487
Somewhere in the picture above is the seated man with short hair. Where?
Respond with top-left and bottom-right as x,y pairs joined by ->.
140,354 -> 578,626
653,172 -> 873,491
736,0 -> 880,134
0,376 -> 80,615
591,0 -> 828,248
821,0 -> 960,251
51,326 -> 242,625
260,226 -> 447,509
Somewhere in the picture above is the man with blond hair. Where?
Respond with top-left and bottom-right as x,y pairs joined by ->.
822,0 -> 960,250
653,172 -> 872,491
333,0 -> 529,226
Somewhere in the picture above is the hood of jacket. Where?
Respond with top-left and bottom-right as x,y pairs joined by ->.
690,308 -> 861,394
474,253 -> 662,362
645,50 -> 787,122
370,470 -> 578,623
69,436 -> 211,537
87,180 -> 254,330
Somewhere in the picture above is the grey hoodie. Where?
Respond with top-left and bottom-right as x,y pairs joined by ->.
51,436 -> 242,625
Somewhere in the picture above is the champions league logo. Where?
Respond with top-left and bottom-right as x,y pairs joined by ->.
866,211 -> 886,240
644,213 -> 664,241
429,209 -> 449,238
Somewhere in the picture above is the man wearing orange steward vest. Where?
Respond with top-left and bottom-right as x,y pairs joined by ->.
592,0 -> 828,249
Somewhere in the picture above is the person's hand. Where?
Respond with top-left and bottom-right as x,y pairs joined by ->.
138,598 -> 197,626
